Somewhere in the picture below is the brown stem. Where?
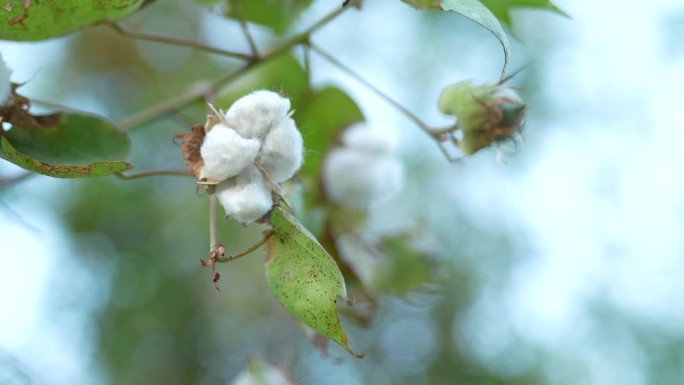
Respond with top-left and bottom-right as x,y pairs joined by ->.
216,231 -> 274,263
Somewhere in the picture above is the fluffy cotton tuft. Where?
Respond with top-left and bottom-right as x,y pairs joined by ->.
323,125 -> 404,209
0,52 -> 12,105
225,90 -> 291,139
200,123 -> 260,182
216,165 -> 273,224
199,90 -> 303,224
259,117 -> 303,182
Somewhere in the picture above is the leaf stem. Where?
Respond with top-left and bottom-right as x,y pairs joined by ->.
209,193 -> 217,250
216,230 -> 274,263
110,23 -> 252,61
233,4 -> 260,58
115,169 -> 192,179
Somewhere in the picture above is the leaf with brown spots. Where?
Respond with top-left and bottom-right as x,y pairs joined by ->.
0,137 -> 131,178
265,206 -> 364,358
173,124 -> 205,179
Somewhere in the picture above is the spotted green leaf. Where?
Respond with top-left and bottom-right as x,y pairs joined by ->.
0,0 -> 143,41
4,112 -> 131,165
0,137 -> 132,178
266,206 -> 363,358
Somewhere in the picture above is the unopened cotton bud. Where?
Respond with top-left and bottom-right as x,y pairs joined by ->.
438,80 -> 525,155
259,117 -> 303,182
225,90 -> 291,139
200,123 -> 260,182
323,149 -> 403,209
0,52 -> 11,105
341,124 -> 398,155
216,165 -> 273,224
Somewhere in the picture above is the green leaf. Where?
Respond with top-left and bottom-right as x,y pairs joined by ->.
0,0 -> 144,41
4,113 -> 131,165
0,137 -> 132,178
479,0 -> 567,28
266,206 -> 364,358
296,87 -> 364,179
221,0 -> 314,35
403,0 -> 511,78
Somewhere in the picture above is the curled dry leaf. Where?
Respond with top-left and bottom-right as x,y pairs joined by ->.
173,124 -> 206,179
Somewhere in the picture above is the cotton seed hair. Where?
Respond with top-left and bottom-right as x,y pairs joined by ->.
199,90 -> 304,224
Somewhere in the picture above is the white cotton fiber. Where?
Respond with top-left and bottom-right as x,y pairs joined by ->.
259,117 -> 303,182
216,165 -> 273,224
0,52 -> 12,105
225,90 -> 291,139
341,124 -> 398,156
323,148 -> 404,209
200,123 -> 260,182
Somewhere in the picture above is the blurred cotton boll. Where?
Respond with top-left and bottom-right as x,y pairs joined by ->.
216,166 -> 273,224
200,123 -> 260,182
323,125 -> 404,209
0,51 -> 11,104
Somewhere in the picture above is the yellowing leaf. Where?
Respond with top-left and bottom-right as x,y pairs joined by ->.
265,206 -> 363,358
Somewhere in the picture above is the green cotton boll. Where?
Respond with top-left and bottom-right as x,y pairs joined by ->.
438,80 -> 526,155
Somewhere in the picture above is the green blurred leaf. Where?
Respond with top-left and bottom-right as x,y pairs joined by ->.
0,0 -> 144,41
296,87 -> 364,179
373,236 -> 436,295
266,206 -> 363,358
402,0 -> 510,77
222,0 -> 314,35
4,113 -> 131,164
215,54 -> 309,114
0,137 -> 132,178
479,0 -> 567,28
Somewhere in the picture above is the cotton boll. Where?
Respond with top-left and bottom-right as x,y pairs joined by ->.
341,124 -> 398,156
225,90 -> 291,139
323,148 -> 404,209
216,166 -> 273,224
200,123 -> 260,182
259,117 -> 303,182
0,52 -> 12,104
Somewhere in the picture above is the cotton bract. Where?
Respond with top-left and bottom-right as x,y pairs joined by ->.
199,90 -> 304,224
323,124 -> 404,209
0,52 -> 11,105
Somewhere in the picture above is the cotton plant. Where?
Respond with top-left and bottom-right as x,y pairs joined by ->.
198,90 -> 303,224
323,123 -> 404,209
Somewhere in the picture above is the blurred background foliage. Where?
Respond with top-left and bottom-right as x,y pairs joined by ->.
3,0 -> 684,384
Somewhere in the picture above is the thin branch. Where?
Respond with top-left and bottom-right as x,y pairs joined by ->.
310,44 -> 438,136
233,4 -> 260,58
115,169 -> 192,180
216,231 -> 274,263
209,193 -> 218,250
110,23 -> 252,61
